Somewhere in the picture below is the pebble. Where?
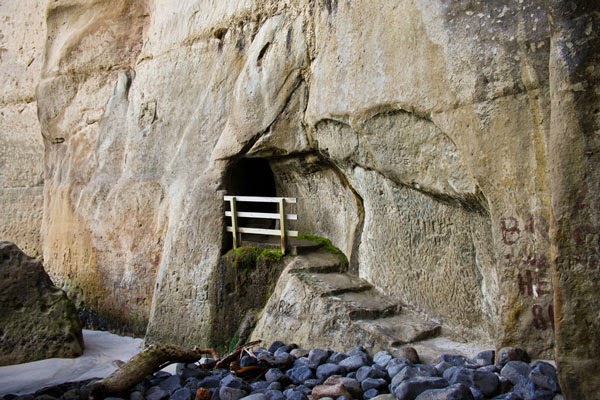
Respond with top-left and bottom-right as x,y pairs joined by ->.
309,348 -> 333,369
1,343 -> 563,400
500,361 -> 532,386
393,376 -> 449,400
529,361 -> 559,392
170,387 -> 192,400
316,363 -> 344,380
339,354 -> 369,371
312,383 -> 351,399
496,347 -> 531,367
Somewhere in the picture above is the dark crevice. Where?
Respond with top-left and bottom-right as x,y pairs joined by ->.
257,42 -> 271,67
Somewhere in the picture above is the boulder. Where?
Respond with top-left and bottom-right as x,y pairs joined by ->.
0,241 -> 83,366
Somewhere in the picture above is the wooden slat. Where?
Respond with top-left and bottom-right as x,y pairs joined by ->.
224,195 -> 296,204
227,226 -> 299,237
230,197 -> 239,249
225,211 -> 297,220
279,198 -> 286,254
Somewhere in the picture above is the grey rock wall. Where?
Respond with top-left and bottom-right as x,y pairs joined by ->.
0,0 -> 45,257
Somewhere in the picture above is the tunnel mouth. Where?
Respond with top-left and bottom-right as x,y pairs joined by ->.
224,158 -> 278,248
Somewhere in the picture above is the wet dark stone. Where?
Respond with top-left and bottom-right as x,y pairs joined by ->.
146,386 -> 170,400
251,381 -> 270,392
327,352 -> 348,365
472,351 -> 495,367
339,354 -> 369,372
528,361 -> 559,393
391,365 -> 438,392
435,362 -> 454,376
284,390 -> 308,400
363,388 -> 381,399
360,378 -> 387,392
295,385 -> 312,396
386,358 -> 410,378
496,348 -> 530,368
512,379 -> 554,400
356,366 -> 388,382
500,362 -> 531,386
221,375 -> 250,391
219,386 -> 248,400
293,357 -> 310,369
200,376 -> 222,389
414,383 -> 475,400
160,375 -> 183,394
309,349 -> 332,369
268,342 -> 286,354
130,391 -> 145,400
265,390 -> 285,400
374,351 -> 393,369
445,367 -> 499,397
469,387 -> 484,400
303,379 -> 322,389
316,363 -> 344,381
393,376 -> 449,400
275,345 -> 297,356
240,394 -> 268,400
286,366 -> 314,385
170,387 -> 192,400
266,368 -> 289,384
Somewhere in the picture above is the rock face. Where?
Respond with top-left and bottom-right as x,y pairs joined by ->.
0,241 -> 84,366
0,0 -> 45,257
7,0 -> 595,396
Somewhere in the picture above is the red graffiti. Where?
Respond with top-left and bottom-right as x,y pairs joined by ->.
518,270 -> 551,297
500,214 -> 550,246
532,304 -> 555,331
500,217 -> 521,245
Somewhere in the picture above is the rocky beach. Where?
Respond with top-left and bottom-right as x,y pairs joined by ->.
0,340 -> 561,400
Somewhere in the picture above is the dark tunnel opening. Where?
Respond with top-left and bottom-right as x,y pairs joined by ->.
224,158 -> 278,248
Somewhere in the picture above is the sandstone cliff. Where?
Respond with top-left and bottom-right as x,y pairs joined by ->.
0,0 -> 45,257
2,0 -> 597,397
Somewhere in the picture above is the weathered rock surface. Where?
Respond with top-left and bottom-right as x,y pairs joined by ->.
1,0 -> 594,396
0,0 -> 45,257
0,241 -> 83,366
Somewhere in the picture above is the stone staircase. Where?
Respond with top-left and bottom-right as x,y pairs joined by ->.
251,247 -> 441,351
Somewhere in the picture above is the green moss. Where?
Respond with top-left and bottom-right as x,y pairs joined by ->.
232,246 -> 260,270
231,246 -> 286,270
298,233 -> 348,264
258,248 -> 284,263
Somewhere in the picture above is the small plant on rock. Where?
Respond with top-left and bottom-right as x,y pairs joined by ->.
297,233 -> 348,263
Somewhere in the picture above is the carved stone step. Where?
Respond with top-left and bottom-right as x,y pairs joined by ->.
354,312 -> 442,347
295,271 -> 372,296
328,290 -> 402,320
328,289 -> 402,320
287,249 -> 347,273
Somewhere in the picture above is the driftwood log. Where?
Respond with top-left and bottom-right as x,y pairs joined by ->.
88,344 -> 218,398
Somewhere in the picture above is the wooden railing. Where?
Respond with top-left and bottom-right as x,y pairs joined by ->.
224,195 -> 298,254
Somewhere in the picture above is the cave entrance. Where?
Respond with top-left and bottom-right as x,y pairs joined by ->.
225,158 -> 278,247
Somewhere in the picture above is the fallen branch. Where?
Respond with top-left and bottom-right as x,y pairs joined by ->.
88,344 -> 218,398
215,340 -> 262,370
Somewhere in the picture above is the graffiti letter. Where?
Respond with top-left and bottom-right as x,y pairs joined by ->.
532,304 -> 547,330
518,270 -> 534,296
500,217 -> 521,245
